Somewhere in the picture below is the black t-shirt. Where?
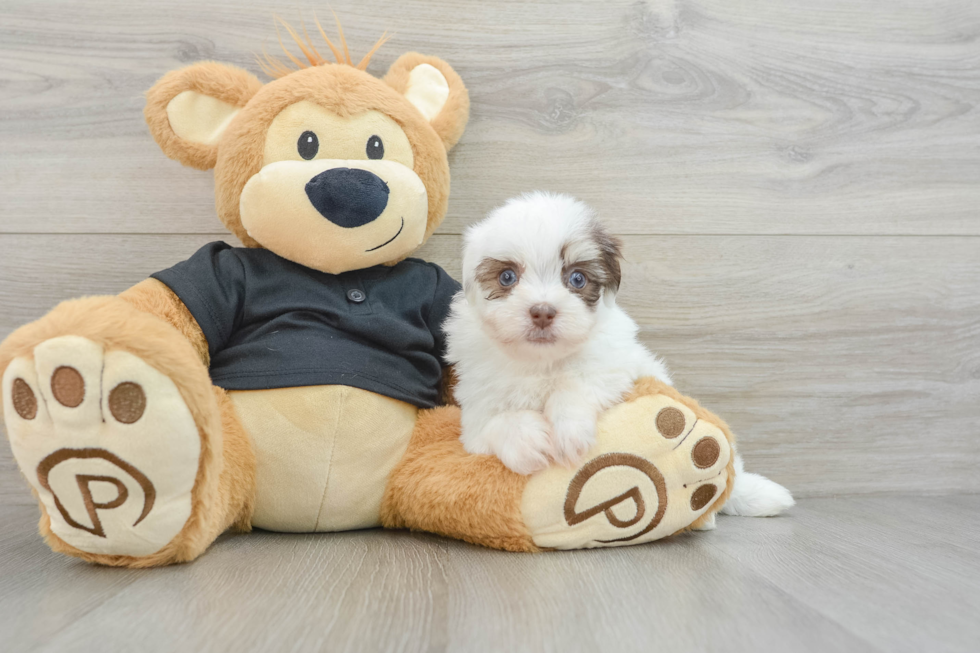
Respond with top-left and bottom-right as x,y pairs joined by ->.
151,242 -> 460,408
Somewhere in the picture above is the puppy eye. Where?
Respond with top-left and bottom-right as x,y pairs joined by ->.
366,135 -> 385,160
298,131 -> 319,160
568,271 -> 588,289
498,269 -> 518,287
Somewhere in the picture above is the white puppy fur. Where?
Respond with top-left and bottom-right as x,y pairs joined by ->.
445,192 -> 794,517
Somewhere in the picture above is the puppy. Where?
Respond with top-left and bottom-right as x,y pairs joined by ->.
445,192 -> 796,519
444,192 -> 671,475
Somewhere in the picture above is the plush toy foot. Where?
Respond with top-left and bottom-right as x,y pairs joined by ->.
0,295 -> 252,567
521,379 -> 734,549
3,335 -> 201,557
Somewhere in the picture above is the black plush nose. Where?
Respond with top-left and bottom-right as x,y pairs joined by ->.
304,167 -> 390,228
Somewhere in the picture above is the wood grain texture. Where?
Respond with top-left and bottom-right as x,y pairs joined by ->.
0,233 -> 977,507
1,0 -> 979,234
1,497 -> 977,652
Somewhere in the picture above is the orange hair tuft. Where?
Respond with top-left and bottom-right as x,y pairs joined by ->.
256,16 -> 390,79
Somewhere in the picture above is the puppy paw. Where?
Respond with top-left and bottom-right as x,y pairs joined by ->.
549,416 -> 595,468
544,391 -> 598,468
468,411 -> 555,475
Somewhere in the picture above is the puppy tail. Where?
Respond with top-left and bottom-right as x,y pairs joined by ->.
720,454 -> 795,517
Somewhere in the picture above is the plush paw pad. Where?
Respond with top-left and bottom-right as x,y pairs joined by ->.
2,336 -> 200,556
521,392 -> 731,549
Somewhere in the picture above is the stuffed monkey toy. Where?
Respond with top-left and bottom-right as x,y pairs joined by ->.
0,24 -> 735,566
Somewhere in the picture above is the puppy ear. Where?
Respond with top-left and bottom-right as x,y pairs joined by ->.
592,222 -> 624,306
384,53 -> 470,151
145,62 -> 263,170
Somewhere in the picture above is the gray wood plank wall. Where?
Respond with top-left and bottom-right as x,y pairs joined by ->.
1,0 -> 978,505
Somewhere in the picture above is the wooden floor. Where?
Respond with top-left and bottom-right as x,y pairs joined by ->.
1,1 -> 979,651
0,496 -> 976,653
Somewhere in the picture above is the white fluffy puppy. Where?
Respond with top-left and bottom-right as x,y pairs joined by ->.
446,192 -> 667,474
445,192 -> 794,517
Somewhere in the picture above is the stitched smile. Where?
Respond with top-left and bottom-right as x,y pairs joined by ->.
366,217 -> 404,252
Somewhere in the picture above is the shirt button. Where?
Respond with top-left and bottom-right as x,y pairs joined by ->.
347,289 -> 366,303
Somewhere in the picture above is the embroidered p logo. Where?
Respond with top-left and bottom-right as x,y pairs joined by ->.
36,448 -> 156,538
563,453 -> 667,544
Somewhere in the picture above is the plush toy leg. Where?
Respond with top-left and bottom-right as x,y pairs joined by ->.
380,404 -> 539,551
0,297 -> 255,567
380,377 -> 734,551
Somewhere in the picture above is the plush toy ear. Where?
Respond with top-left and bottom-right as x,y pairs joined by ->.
384,53 -> 470,151
145,62 -> 263,170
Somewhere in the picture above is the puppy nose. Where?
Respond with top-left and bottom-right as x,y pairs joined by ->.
529,303 -> 557,328
305,167 -> 390,228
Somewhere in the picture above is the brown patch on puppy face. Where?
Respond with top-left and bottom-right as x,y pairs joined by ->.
591,221 -> 623,293
562,260 -> 605,307
561,222 -> 624,308
475,258 -> 522,300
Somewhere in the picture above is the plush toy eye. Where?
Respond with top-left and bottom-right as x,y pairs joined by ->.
568,271 -> 588,289
298,131 -> 319,160
366,135 -> 384,160
498,269 -> 518,287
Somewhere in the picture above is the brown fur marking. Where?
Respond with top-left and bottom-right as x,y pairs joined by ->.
474,258 -> 521,300
561,220 -> 623,308
562,260 -> 606,307
590,220 -> 623,293
439,364 -> 459,407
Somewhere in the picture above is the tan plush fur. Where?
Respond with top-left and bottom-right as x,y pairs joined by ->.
383,53 -> 470,151
213,386 -> 257,534
145,53 -> 468,255
211,60 -> 464,251
120,278 -> 210,366
380,405 -> 540,552
145,62 -> 263,171
625,378 -> 737,531
0,295 -> 256,567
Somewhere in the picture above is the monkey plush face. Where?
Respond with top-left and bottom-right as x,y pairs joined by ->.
144,47 -> 468,274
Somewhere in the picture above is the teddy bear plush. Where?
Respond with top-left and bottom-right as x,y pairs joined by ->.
0,25 -> 735,566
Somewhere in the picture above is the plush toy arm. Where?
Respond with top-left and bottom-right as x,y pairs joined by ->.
119,278 -> 210,367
